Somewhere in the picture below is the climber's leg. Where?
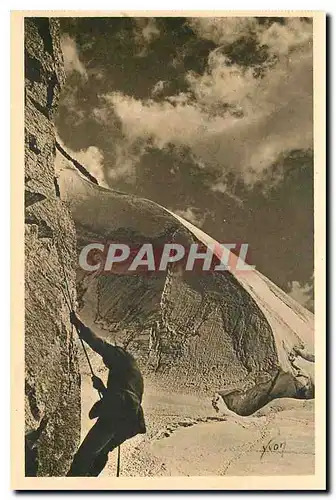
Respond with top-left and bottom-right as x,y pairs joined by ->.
88,449 -> 110,477
67,419 -> 114,477
88,433 -> 125,476
87,423 -> 139,477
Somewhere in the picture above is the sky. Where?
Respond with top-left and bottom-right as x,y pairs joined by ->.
55,16 -> 314,311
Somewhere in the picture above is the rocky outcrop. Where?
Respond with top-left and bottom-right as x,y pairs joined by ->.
24,18 -> 81,476
57,165 -> 314,417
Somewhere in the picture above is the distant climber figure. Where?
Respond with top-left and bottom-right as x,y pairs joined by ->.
67,312 -> 146,477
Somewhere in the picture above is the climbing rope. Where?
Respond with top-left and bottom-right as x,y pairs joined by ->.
56,240 -> 98,380
55,238 -> 121,476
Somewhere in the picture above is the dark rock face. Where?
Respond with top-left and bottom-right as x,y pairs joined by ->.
24,18 -> 81,477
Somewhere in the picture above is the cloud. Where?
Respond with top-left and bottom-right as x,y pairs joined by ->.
83,18 -> 312,192
104,91 -> 212,148
133,18 -> 160,56
74,146 -> 107,186
189,17 -> 259,46
107,141 -> 148,181
61,34 -> 88,79
257,18 -> 312,56
58,84 -> 86,124
140,18 -> 160,44
151,80 -> 167,97
102,24 -> 312,187
55,137 -> 107,187
89,68 -> 105,80
174,207 -> 206,227
189,17 -> 312,56
210,181 -> 244,207
287,277 -> 314,311
91,105 -> 110,124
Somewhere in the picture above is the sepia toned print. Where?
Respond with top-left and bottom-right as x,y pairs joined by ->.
12,11 -> 326,490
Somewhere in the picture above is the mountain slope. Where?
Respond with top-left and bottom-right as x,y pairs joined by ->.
57,163 -> 314,416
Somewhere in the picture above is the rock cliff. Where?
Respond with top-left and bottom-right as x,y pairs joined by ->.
24,17 -> 80,476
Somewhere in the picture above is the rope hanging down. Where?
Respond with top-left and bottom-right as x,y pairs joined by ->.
60,282 -> 97,380
56,239 -> 101,389
55,238 -> 121,477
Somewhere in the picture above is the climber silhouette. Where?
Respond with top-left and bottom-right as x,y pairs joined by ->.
67,312 -> 146,477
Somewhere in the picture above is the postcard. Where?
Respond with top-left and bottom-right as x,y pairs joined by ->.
11,10 -> 326,490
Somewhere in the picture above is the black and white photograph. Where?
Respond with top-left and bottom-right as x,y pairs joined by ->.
11,11 -> 326,490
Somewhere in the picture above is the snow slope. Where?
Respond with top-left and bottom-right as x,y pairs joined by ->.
57,162 -> 314,415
